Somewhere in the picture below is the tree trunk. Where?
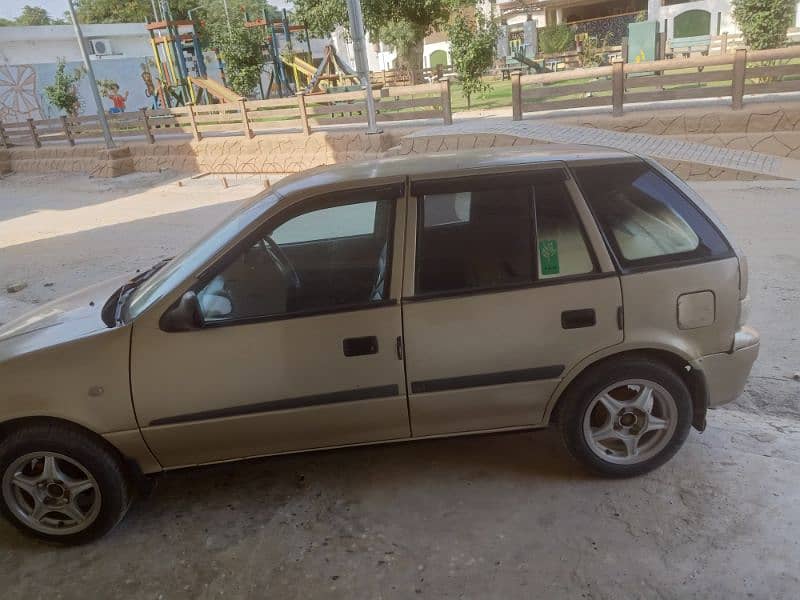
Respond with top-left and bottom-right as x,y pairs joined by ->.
396,36 -> 424,85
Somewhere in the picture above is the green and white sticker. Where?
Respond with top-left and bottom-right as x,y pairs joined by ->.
539,239 -> 560,275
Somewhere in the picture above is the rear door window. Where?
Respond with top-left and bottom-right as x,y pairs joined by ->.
572,161 -> 732,270
413,170 -> 597,296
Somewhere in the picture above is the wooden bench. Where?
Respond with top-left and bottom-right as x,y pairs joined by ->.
668,35 -> 711,58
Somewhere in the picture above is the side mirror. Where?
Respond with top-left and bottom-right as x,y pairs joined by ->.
160,291 -> 204,332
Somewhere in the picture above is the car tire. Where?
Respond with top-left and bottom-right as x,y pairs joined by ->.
558,357 -> 693,478
0,422 -> 132,544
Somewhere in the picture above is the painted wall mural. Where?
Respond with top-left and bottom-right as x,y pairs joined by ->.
0,57 -> 158,123
0,64 -> 44,122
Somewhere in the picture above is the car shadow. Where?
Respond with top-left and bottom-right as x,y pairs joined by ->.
0,427 -> 594,549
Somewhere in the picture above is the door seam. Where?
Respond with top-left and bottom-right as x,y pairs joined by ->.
400,175 -> 414,437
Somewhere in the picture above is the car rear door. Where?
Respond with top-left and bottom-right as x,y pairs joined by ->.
130,183 -> 410,468
401,165 -> 624,437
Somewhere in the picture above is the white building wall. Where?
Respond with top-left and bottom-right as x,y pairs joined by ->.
0,24 -> 152,65
422,41 -> 450,68
647,0 -> 740,39
505,12 -> 545,27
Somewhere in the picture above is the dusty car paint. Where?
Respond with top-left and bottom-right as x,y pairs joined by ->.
0,146 -> 760,475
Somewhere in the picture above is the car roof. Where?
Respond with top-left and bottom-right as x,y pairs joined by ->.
270,144 -> 638,200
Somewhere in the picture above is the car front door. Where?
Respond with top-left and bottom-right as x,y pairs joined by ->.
401,165 -> 624,436
130,184 -> 410,468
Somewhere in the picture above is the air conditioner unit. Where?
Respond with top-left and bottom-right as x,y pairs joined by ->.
90,39 -> 113,56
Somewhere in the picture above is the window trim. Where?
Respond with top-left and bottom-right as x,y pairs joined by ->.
200,298 -> 398,328
403,271 -> 617,304
532,177 -> 601,279
167,184 -> 403,330
570,160 -> 734,274
411,168 -> 601,298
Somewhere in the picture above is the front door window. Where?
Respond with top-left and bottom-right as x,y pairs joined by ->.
197,195 -> 395,323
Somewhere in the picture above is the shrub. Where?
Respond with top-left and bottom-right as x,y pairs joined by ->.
732,0 -> 795,50
43,59 -> 85,116
209,23 -> 266,97
448,13 -> 498,108
539,23 -> 574,55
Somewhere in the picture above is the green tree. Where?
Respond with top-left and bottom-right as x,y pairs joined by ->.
16,5 -> 53,25
294,0 -> 475,84
447,12 -> 497,108
209,20 -> 266,97
44,59 -> 86,116
74,0 -> 282,29
539,23 -> 573,55
74,0 -> 193,23
732,0 -> 795,50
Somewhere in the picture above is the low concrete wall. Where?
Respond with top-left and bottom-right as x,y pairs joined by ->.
5,129 -> 413,177
5,102 -> 799,179
390,131 -> 775,181
0,149 -> 10,174
553,101 -> 800,136
665,131 -> 800,160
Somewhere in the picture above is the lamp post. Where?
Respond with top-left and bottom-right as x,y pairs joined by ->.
66,0 -> 115,148
344,0 -> 380,134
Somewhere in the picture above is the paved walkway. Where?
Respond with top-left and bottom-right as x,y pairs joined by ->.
408,117 -> 800,180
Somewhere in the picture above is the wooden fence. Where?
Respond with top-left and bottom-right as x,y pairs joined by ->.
0,81 -> 452,148
511,45 -> 800,119
370,65 -> 455,87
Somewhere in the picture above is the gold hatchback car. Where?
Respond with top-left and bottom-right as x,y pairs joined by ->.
0,146 -> 759,543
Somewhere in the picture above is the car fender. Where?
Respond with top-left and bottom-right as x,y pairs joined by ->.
543,337 -> 701,424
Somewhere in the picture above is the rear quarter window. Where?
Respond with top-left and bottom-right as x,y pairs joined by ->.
572,161 -> 732,270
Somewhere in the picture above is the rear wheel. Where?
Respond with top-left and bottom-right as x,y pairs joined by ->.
559,358 -> 692,477
0,423 -> 131,544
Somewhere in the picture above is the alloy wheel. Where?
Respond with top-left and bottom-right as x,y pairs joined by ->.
582,379 -> 678,465
2,452 -> 102,535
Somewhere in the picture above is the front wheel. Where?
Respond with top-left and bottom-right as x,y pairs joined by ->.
559,358 -> 693,478
0,423 -> 132,544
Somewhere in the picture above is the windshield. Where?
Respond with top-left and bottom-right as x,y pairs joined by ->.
123,192 -> 280,321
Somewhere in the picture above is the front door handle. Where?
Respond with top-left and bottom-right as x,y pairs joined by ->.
561,308 -> 596,329
343,336 -> 379,357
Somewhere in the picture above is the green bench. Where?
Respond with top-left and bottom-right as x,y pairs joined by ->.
668,35 -> 711,58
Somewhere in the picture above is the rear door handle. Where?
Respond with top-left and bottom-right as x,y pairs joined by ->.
343,336 -> 379,357
561,308 -> 596,329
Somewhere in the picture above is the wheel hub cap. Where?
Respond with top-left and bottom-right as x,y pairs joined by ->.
583,379 -> 678,465
2,452 -> 102,536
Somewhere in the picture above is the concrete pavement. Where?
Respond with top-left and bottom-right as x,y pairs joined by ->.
0,173 -> 798,599
406,117 -> 800,180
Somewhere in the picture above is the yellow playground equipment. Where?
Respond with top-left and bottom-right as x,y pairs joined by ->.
187,76 -> 242,104
281,46 -> 360,94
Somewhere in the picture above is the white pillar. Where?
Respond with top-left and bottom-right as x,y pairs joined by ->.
647,0 -> 661,22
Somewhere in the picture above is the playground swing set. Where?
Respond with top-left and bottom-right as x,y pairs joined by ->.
243,10 -> 360,97
145,2 -> 363,109
145,0 -> 211,108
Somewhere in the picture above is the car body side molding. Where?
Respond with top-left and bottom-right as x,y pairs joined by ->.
410,365 -> 565,395
148,384 -> 401,427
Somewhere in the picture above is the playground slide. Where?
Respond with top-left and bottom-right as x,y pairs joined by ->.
282,55 -> 318,78
187,76 -> 242,103
512,53 -> 551,73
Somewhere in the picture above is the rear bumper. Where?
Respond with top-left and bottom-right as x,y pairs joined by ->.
691,326 -> 760,408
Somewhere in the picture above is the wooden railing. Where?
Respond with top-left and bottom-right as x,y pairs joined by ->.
370,65 -> 455,87
0,81 -> 452,148
512,45 -> 800,119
